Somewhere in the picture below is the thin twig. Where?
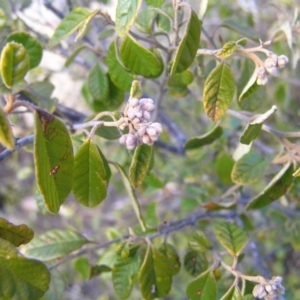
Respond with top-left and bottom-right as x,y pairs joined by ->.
48,211 -> 236,270
0,135 -> 34,162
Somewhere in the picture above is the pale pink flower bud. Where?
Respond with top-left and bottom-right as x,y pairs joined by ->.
126,134 -> 137,149
277,55 -> 289,68
257,67 -> 268,85
253,284 -> 267,298
138,126 -> 147,136
127,107 -> 136,119
135,109 -> 143,118
119,135 -> 127,144
264,55 -> 278,69
265,284 -> 273,293
266,66 -> 279,76
150,122 -> 162,133
131,117 -> 141,125
139,98 -> 149,105
142,134 -> 152,144
146,127 -> 157,136
140,98 -> 155,111
129,98 -> 139,107
149,134 -> 158,141
142,111 -> 151,120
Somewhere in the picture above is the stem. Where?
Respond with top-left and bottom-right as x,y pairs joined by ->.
47,211 -> 236,270
4,99 -> 36,113
220,260 -> 267,284
4,94 -> 15,113
92,111 -> 114,121
72,118 -> 125,132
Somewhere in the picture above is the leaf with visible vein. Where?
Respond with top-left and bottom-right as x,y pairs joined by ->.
203,63 -> 235,121
214,222 -> 249,256
116,0 -> 142,36
171,9 -> 201,74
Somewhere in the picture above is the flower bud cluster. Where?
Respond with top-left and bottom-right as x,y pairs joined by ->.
119,97 -> 163,150
253,277 -> 285,300
257,54 -> 289,85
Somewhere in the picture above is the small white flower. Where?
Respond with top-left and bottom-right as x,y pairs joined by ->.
264,55 -> 278,69
150,122 -> 162,133
277,55 -> 289,68
140,98 -> 155,111
266,66 -> 279,77
119,135 -> 127,145
129,97 -> 139,107
257,67 -> 268,85
126,134 -> 138,150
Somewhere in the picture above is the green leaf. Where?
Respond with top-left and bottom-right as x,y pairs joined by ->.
231,152 -> 268,185
220,285 -> 243,300
88,63 -> 109,100
73,139 -> 108,207
64,45 -> 87,67
48,7 -> 94,47
115,0 -> 142,36
159,243 -> 181,276
139,244 -> 173,299
215,152 -> 234,185
240,105 -> 277,145
107,41 -> 133,92
0,256 -> 50,300
203,63 -> 235,121
239,213 -> 255,231
129,144 -> 153,188
74,257 -> 90,279
0,107 -> 14,150
217,41 -> 238,59
90,264 -> 112,278
156,3 -> 174,32
106,76 -> 125,110
22,81 -> 57,112
130,80 -> 143,98
188,231 -> 210,253
186,271 -> 217,300
246,163 -> 294,210
146,0 -> 164,7
184,250 -> 208,277
120,35 -> 164,78
0,42 -> 29,89
243,295 -> 255,300
34,109 -> 74,213
237,38 -> 247,46
184,125 -> 223,150
6,32 -> 43,69
171,9 -> 201,74
135,8 -> 157,33
0,238 -> 19,258
238,70 -> 260,102
214,222 -> 249,256
113,163 -> 147,231
0,218 -> 34,247
168,69 -> 193,97
112,253 -> 140,299
75,9 -> 99,41
293,167 -> 300,177
24,229 -> 88,261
